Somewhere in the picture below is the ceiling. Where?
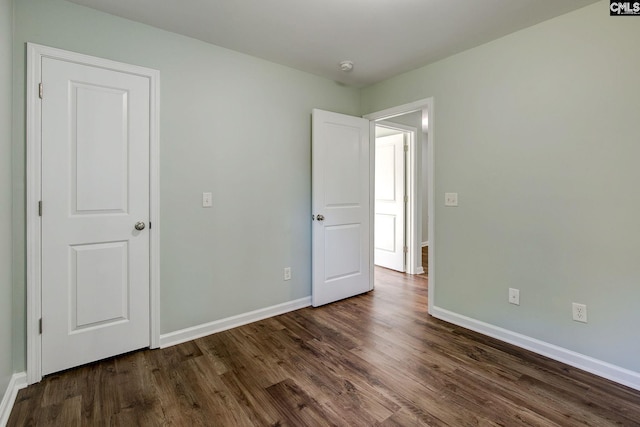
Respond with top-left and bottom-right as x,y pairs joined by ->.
67,0 -> 599,87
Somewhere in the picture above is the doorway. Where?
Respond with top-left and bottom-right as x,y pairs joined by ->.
365,98 -> 433,305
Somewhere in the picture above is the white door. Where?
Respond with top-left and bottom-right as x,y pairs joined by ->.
374,133 -> 405,272
41,56 -> 151,375
312,109 -> 371,307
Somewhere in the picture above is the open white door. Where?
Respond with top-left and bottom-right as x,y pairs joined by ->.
40,55 -> 151,375
374,132 -> 405,272
312,109 -> 371,307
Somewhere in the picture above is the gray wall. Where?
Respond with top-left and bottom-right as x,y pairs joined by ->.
12,0 -> 360,371
362,0 -> 640,372
1,0 -> 14,399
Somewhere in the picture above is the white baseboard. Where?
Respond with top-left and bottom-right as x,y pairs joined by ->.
430,306 -> 640,391
421,241 -> 429,247
0,372 -> 27,427
160,297 -> 312,348
415,267 -> 425,274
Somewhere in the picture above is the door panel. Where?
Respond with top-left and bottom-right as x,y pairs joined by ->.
374,133 -> 405,272
325,224 -> 362,281
374,214 -> 396,251
71,241 -> 129,331
73,83 -> 129,213
312,109 -> 371,307
41,57 -> 150,375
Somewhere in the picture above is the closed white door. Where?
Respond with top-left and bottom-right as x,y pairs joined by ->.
374,133 -> 405,272
312,109 -> 371,307
41,56 -> 151,375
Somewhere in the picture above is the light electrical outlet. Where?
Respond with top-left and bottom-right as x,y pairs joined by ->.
508,288 -> 520,306
284,267 -> 292,281
572,303 -> 587,323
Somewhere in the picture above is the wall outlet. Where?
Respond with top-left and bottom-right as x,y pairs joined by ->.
508,288 -> 520,305
284,267 -> 291,281
572,303 -> 587,323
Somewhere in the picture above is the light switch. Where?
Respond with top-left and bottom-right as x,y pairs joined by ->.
202,192 -> 213,208
445,192 -> 458,207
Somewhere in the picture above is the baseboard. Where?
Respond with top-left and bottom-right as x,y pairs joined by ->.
160,297 -> 312,348
0,372 -> 27,427
430,306 -> 640,391
421,241 -> 429,247
416,267 -> 425,274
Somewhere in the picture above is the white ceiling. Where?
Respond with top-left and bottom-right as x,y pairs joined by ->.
67,0 -> 599,87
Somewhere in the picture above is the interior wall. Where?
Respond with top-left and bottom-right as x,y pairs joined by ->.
0,0 -> 14,397
362,0 -> 640,373
12,0 -> 360,371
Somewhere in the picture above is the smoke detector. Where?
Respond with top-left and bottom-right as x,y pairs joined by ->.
339,61 -> 354,72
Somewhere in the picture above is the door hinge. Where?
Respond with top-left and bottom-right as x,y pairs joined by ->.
38,200 -> 42,216
404,144 -> 408,152
403,246 -> 408,254
404,195 -> 408,203
39,318 -> 42,334
39,83 -> 43,99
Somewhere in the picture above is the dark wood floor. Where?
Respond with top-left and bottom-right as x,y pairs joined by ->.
421,246 -> 428,275
9,267 -> 640,426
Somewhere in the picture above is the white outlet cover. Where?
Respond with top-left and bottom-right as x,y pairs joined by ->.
445,192 -> 458,207
572,303 -> 588,323
508,288 -> 520,305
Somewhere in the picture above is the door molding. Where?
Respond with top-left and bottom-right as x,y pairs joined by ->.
364,98 -> 434,311
26,43 -> 161,384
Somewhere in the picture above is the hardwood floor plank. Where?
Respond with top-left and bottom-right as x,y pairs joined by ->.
75,359 -> 120,423
144,348 -> 201,426
219,369 -> 288,427
349,343 -> 540,426
38,395 -> 82,427
41,372 -> 78,407
179,356 -> 256,426
266,378 -> 343,426
376,407 -> 433,427
6,384 -> 44,427
199,328 -> 289,389
516,374 -> 640,426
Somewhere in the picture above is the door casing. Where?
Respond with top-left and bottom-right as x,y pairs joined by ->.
26,43 -> 161,384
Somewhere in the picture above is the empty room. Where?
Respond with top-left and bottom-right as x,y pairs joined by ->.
2,0 -> 640,425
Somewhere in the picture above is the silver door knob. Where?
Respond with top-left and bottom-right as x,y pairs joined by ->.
316,214 -> 325,221
134,221 -> 146,231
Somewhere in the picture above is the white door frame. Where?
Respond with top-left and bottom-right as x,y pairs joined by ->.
374,121 -> 417,273
26,43 -> 161,384
364,98 -> 434,311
